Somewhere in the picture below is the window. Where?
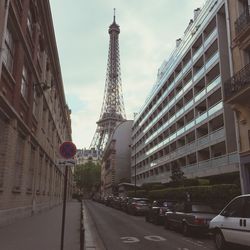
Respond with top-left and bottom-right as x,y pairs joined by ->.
175,203 -> 184,212
37,154 -> 43,193
221,197 -> 245,217
14,133 -> 25,190
244,197 -> 250,218
32,85 -> 38,117
21,66 -> 28,99
49,164 -> 52,195
26,145 -> 35,192
2,27 -> 15,73
0,116 -> 8,189
43,159 -> 49,194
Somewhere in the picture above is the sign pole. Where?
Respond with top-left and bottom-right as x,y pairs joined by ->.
59,141 -> 77,250
60,164 -> 68,250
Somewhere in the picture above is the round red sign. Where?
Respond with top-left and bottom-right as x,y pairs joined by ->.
59,141 -> 77,159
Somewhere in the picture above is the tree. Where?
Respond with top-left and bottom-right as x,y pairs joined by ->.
170,165 -> 186,187
74,161 -> 101,192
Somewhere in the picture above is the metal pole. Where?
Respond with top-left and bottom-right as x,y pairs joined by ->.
60,165 -> 68,250
134,142 -> 136,197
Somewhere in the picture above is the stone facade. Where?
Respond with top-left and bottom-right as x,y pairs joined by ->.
224,0 -> 250,193
75,148 -> 102,165
0,0 -> 73,226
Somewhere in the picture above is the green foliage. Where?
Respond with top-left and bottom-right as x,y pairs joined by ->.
170,165 -> 186,186
74,162 -> 101,192
148,184 -> 241,208
141,182 -> 165,191
183,178 -> 210,187
127,190 -> 147,198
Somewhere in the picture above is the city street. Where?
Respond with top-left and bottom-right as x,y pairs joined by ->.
84,200 -> 214,250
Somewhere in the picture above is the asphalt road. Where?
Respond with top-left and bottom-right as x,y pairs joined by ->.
84,200 -> 215,250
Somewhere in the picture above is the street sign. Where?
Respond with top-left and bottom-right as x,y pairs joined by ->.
59,141 -> 77,159
57,159 -> 76,167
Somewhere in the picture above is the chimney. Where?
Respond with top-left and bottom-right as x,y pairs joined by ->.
194,8 -> 201,20
184,19 -> 194,35
176,38 -> 182,47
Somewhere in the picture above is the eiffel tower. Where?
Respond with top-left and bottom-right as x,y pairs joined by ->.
90,9 -> 126,151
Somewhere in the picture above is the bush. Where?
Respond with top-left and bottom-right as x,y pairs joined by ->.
127,189 -> 147,198
148,184 -> 240,208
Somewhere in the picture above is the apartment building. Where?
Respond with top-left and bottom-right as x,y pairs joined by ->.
224,0 -> 250,193
0,0 -> 73,225
75,148 -> 102,165
131,0 -> 240,186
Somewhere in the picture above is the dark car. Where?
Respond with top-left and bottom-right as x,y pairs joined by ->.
164,201 -> 218,236
120,197 -> 130,212
127,198 -> 150,215
145,200 -> 177,225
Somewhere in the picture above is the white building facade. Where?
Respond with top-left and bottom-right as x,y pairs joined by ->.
75,148 -> 102,165
131,0 -> 240,186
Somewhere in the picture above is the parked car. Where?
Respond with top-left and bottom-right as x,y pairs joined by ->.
120,197 -> 130,212
127,198 -> 150,215
209,194 -> 250,250
145,200 -> 177,225
164,201 -> 217,236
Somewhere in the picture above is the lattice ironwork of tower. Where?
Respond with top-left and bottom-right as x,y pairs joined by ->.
90,10 -> 126,151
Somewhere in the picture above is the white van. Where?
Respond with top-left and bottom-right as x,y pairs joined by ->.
209,194 -> 250,250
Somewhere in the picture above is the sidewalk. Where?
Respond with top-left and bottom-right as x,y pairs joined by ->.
0,200 -> 81,250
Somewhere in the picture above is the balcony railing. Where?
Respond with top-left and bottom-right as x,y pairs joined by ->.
224,63 -> 250,101
235,7 -> 250,35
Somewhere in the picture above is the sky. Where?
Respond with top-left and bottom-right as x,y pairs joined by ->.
50,0 -> 205,149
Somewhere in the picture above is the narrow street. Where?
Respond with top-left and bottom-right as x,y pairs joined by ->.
84,200 -> 215,250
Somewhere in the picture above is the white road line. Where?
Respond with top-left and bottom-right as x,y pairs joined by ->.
120,236 -> 140,243
144,235 -> 166,241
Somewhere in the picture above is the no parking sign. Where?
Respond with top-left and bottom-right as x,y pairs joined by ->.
59,141 -> 77,159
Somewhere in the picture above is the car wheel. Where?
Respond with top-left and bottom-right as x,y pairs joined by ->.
182,223 -> 190,236
214,230 -> 227,250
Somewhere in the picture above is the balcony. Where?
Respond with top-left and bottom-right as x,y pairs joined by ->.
235,7 -> 250,46
224,63 -> 250,103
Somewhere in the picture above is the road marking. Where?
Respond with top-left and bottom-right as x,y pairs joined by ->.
144,235 -> 166,241
120,237 -> 140,243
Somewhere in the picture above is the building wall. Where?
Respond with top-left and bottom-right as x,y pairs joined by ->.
132,0 -> 239,186
101,120 -> 132,196
75,148 -> 101,165
114,121 -> 132,183
225,0 -> 250,193
0,0 -> 73,226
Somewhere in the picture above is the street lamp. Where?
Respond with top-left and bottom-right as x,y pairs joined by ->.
133,112 -> 138,197
134,140 -> 137,197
